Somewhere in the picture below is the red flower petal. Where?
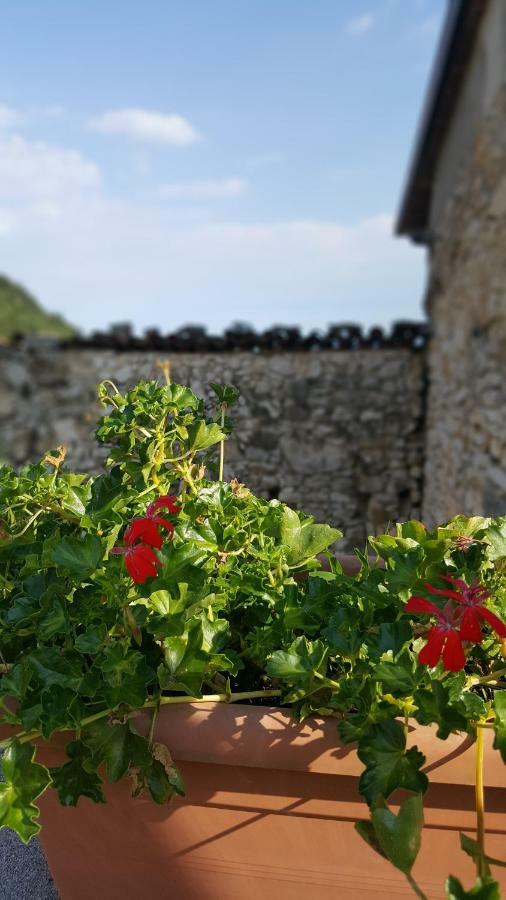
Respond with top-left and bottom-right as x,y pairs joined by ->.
124,518 -> 163,549
441,630 -> 466,672
476,606 -> 506,638
151,516 -> 175,536
459,607 -> 483,642
405,596 -> 442,617
418,626 -> 446,667
439,575 -> 468,591
425,582 -> 463,601
147,495 -> 181,517
125,544 -> 160,583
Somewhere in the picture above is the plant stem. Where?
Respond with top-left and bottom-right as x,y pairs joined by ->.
468,666 -> 506,687
475,724 -> 486,880
0,690 -> 282,749
148,700 -> 159,746
405,873 -> 429,900
219,405 -> 226,481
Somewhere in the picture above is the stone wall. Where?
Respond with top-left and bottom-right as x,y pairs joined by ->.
0,345 -> 426,549
423,85 -> 506,524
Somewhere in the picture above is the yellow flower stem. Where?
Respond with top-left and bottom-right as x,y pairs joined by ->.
219,405 -> 226,481
475,724 -> 486,879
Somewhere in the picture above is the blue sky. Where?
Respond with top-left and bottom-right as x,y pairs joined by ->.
0,0 -> 445,335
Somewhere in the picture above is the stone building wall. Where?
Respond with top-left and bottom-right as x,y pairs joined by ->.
422,85 -> 506,524
0,346 -> 426,549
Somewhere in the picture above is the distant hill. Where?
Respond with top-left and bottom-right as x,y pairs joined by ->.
0,275 -> 75,341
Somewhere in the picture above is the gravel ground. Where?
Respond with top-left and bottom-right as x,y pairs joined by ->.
0,830 -> 58,899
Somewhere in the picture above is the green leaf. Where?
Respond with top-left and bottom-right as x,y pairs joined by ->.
98,643 -> 154,708
445,876 -> 502,899
459,833 -> 506,873
375,653 -> 420,696
458,692 -> 487,721
266,636 -> 328,689
38,597 -> 67,641
74,624 -> 108,655
357,719 -> 428,805
52,534 -> 103,572
413,682 -> 468,740
83,720 -> 151,782
370,794 -> 423,875
0,740 -> 52,842
186,421 -> 224,452
376,621 -> 413,658
50,741 -> 105,806
87,469 -> 124,517
164,383 -> 199,410
492,691 -> 506,763
209,383 -> 240,407
485,520 -> 506,562
28,648 -> 82,691
280,507 -> 341,566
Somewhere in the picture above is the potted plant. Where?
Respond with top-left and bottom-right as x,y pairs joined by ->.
0,378 -> 504,899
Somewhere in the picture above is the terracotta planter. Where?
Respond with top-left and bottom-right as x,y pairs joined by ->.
9,703 -> 506,899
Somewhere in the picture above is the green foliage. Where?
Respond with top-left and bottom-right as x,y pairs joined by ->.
445,876 -> 502,899
0,741 -> 52,842
0,378 -> 504,899
356,793 -> 423,875
357,720 -> 428,804
492,691 -> 506,763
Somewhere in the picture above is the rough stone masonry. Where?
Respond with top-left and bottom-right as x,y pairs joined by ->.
0,343 -> 425,550
422,86 -> 506,526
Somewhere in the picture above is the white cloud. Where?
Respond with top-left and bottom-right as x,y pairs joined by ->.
346,14 -> 375,35
0,104 -> 24,129
0,134 -> 424,334
88,108 -> 200,145
1,188 -> 424,332
0,134 -> 100,202
161,178 -> 247,199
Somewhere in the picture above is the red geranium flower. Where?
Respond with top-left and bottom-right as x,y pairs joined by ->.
405,595 -> 466,671
111,495 -> 180,584
146,494 -> 181,522
124,517 -> 163,549
112,542 -> 161,583
425,576 -> 506,643
128,495 -> 181,546
111,518 -> 164,584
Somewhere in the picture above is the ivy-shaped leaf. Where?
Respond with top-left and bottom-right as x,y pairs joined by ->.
50,740 -> 105,806
83,720 -> 151,782
266,636 -> 328,693
52,534 -> 103,573
0,740 -> 52,843
186,421 -> 225,452
413,681 -> 468,740
374,653 -> 421,697
357,719 -> 428,805
356,793 -> 423,875
280,507 -> 341,567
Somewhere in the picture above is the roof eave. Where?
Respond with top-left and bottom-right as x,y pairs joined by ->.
396,0 -> 489,241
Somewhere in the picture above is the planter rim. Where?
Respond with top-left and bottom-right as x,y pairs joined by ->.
134,701 -> 500,787
1,701 -> 501,787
